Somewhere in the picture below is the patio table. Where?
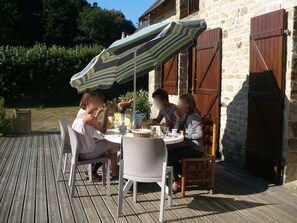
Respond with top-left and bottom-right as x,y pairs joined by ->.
94,129 -> 184,145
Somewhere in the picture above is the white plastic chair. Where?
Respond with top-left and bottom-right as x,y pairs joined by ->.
117,137 -> 173,223
67,125 -> 110,197
56,118 -> 72,182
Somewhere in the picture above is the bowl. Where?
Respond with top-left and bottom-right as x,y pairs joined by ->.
131,129 -> 151,138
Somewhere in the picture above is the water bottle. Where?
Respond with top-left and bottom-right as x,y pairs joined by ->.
134,111 -> 142,129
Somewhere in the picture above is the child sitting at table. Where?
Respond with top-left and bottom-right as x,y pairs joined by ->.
167,93 -> 204,193
72,90 -> 119,181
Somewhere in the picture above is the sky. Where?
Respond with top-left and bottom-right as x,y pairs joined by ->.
87,0 -> 156,26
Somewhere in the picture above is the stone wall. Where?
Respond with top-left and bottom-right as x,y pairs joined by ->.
283,6 -> 297,183
146,0 -> 297,182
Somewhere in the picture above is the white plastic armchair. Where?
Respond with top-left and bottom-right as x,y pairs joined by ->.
67,125 -> 110,197
56,118 -> 72,182
117,137 -> 173,223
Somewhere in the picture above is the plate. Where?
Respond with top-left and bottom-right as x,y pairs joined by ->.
131,129 -> 151,134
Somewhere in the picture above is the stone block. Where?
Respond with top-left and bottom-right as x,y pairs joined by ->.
289,121 -> 297,137
288,139 -> 297,152
285,165 -> 297,182
287,152 -> 297,165
240,6 -> 248,16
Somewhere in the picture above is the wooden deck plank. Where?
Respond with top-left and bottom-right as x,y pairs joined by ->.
8,136 -> 33,223
75,165 -> 103,223
0,137 -> 9,155
118,184 -> 158,223
95,183 -> 129,223
91,169 -> 142,223
108,184 -> 142,223
215,165 -> 296,222
51,134 -> 89,223
21,135 -> 38,223
166,192 -> 209,223
35,135 -> 48,223
0,137 -> 25,222
141,184 -> 183,223
137,184 -> 183,222
219,163 -> 297,206
44,134 -> 62,223
0,137 -> 11,164
215,168 -> 292,223
0,138 -> 21,195
82,179 -> 116,223
49,134 -> 76,223
213,184 -> 276,223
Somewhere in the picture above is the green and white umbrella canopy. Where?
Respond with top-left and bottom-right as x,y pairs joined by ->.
70,19 -> 207,92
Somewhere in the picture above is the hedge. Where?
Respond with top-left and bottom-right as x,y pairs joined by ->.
0,44 -> 103,106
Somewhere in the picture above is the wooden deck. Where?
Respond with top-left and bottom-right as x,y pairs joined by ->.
0,133 -> 297,223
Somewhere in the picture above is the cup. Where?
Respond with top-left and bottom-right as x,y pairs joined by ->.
172,129 -> 178,137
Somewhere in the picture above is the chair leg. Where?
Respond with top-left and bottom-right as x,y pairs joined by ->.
70,165 -> 76,197
210,159 -> 215,195
133,181 -> 137,203
117,160 -> 124,217
102,161 -> 106,186
159,163 -> 167,223
88,164 -> 92,182
106,161 -> 111,195
56,151 -> 63,182
63,153 -> 68,174
181,160 -> 186,197
69,163 -> 74,187
167,167 -> 173,207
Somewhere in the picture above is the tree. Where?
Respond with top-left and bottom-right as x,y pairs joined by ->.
41,0 -> 89,46
0,0 -> 135,47
75,6 -> 135,47
0,0 -> 43,46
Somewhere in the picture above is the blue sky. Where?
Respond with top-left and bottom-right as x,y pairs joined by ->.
88,0 -> 156,26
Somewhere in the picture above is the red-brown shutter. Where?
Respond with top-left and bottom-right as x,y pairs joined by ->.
193,28 -> 222,123
162,55 -> 178,95
246,9 -> 286,182
190,28 -> 222,156
189,0 -> 199,14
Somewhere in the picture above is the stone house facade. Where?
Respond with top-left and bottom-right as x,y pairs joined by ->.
139,0 -> 297,184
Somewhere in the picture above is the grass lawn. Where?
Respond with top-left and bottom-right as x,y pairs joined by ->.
6,106 -> 79,132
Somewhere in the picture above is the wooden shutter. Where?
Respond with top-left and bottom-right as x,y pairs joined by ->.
246,9 -> 286,182
190,28 -> 222,156
162,55 -> 178,95
193,28 -> 222,123
189,0 -> 199,14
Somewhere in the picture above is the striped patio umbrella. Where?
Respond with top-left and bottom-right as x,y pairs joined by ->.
70,19 -> 207,92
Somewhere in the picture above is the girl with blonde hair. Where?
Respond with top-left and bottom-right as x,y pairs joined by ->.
72,90 -> 119,180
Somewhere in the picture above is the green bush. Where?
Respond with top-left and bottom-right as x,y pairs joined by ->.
0,43 -> 103,106
118,90 -> 151,120
0,97 -> 12,134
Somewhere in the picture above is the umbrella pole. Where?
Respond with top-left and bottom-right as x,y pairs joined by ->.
133,49 -> 136,128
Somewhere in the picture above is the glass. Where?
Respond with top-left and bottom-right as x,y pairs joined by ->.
161,126 -> 169,138
150,126 -> 157,138
119,125 -> 127,135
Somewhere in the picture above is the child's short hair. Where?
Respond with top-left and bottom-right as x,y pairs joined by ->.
152,89 -> 169,101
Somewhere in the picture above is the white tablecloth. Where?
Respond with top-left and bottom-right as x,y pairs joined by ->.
94,129 -> 184,145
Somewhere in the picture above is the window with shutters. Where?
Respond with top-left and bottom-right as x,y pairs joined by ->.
188,0 -> 199,15
162,56 -> 178,95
